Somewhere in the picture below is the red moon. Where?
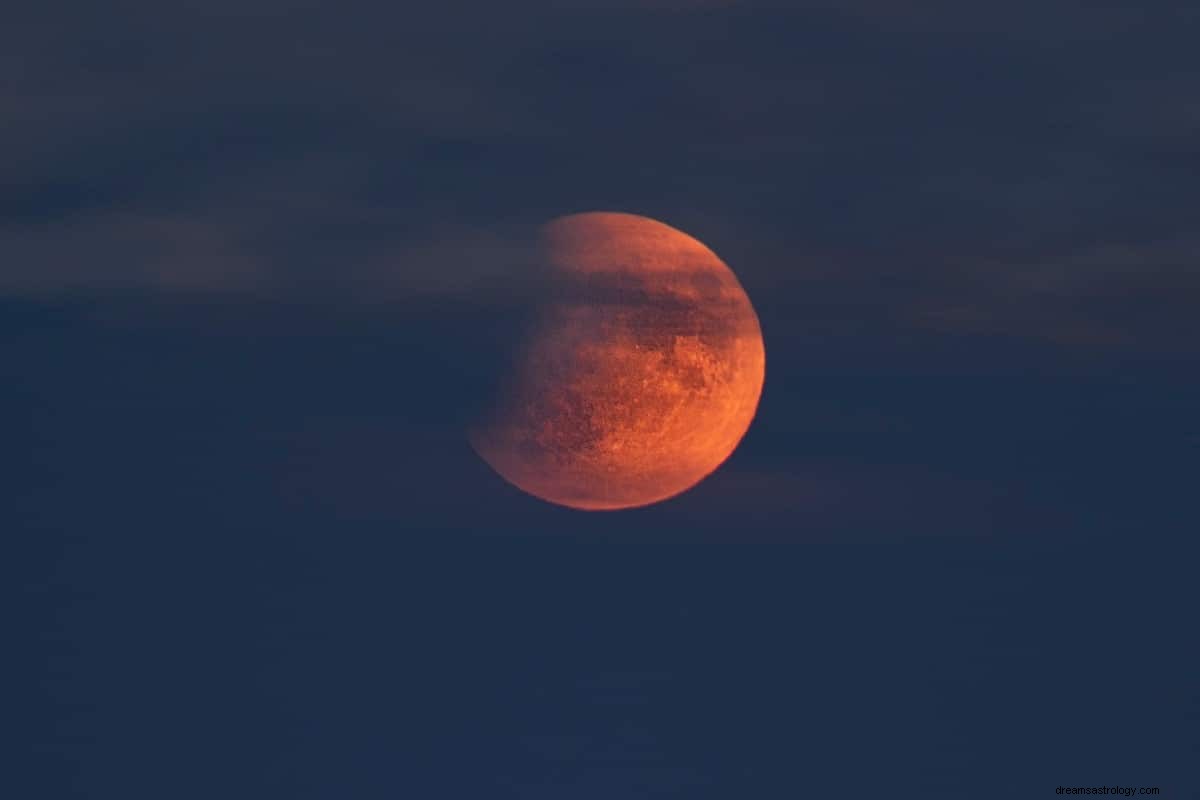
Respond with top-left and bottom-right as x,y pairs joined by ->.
470,212 -> 765,510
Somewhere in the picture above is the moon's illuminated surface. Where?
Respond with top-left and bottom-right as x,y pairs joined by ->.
470,211 -> 765,510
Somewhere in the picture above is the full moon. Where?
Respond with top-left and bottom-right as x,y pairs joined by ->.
470,211 -> 765,510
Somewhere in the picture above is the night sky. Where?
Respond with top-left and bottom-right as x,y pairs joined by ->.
8,1 -> 1200,797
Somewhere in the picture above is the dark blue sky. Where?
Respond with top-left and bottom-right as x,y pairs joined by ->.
7,1 -> 1199,797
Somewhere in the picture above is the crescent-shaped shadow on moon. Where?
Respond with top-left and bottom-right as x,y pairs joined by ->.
469,211 -> 765,511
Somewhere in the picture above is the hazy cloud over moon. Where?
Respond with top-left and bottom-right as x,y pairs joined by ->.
3,0 -> 1196,354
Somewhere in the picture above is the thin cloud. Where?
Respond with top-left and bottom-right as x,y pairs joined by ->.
909,237 -> 1200,349
0,212 -> 263,294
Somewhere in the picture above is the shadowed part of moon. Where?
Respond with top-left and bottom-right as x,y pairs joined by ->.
470,211 -> 765,511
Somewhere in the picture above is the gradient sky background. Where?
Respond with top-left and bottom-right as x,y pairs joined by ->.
8,1 -> 1200,797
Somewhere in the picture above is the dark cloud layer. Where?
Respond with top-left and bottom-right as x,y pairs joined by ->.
4,0 -> 1198,352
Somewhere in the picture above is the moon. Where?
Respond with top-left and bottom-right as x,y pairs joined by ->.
469,211 -> 765,511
